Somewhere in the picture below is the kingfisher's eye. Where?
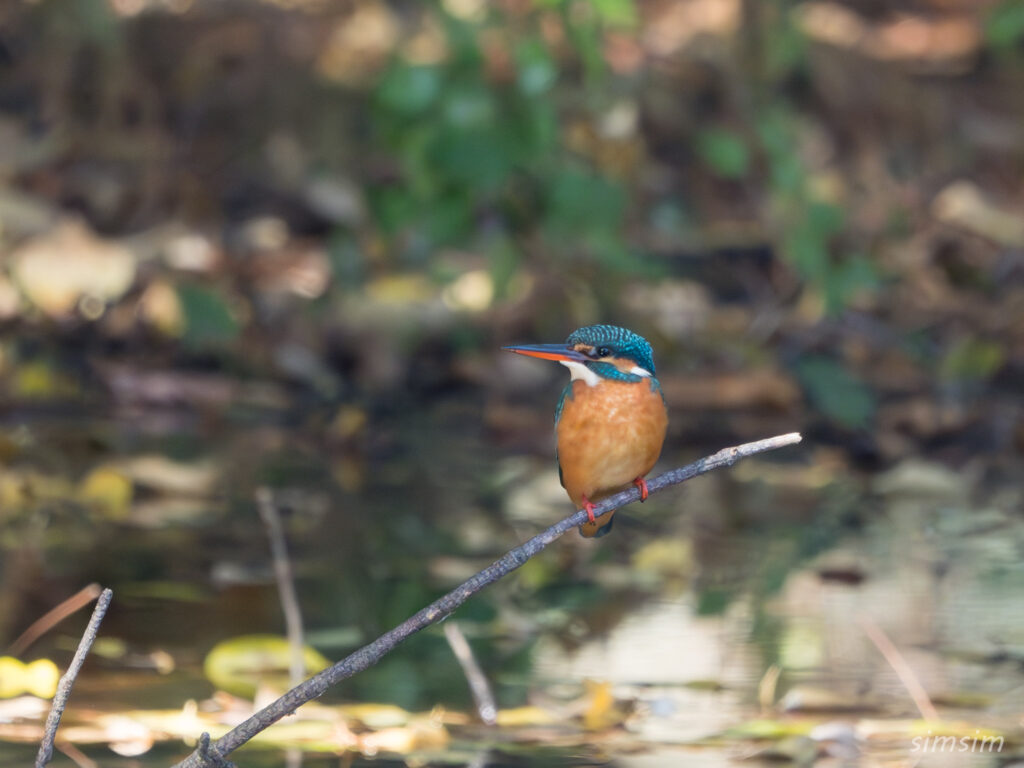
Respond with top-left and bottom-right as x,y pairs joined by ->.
596,346 -> 611,357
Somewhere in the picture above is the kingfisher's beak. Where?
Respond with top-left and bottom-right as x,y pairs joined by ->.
503,343 -> 590,363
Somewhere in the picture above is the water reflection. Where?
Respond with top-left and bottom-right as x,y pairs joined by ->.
1,385 -> 1021,767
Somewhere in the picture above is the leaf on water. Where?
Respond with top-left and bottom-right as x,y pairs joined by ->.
494,706 -> 557,727
120,455 -> 219,496
10,359 -> 79,400
0,657 -> 58,699
581,680 -> 629,731
78,465 -> 134,519
203,635 -> 331,697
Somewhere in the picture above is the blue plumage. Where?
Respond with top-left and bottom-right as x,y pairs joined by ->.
566,324 -> 657,379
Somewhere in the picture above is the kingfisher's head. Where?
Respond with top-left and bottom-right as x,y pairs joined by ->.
504,324 -> 657,386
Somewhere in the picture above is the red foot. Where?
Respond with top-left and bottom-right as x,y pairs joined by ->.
633,476 -> 650,502
581,495 -> 597,524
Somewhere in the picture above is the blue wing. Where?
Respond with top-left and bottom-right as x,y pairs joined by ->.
554,382 -> 574,490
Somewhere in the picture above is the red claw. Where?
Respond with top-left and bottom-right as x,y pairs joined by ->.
581,495 -> 597,524
633,476 -> 649,502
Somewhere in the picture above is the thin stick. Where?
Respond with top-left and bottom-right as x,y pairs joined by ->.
257,488 -> 306,768
257,488 -> 306,688
444,622 -> 497,725
35,587 -> 113,768
171,432 -> 802,768
8,584 -> 103,657
56,742 -> 98,768
860,617 -> 940,722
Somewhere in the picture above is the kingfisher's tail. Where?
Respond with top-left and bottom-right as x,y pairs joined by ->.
579,510 -> 616,538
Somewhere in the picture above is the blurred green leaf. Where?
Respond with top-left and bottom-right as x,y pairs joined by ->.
823,253 -> 879,314
487,237 -> 520,300
442,85 -> 496,128
429,128 -> 515,189
986,0 -> 1024,50
516,40 -> 557,96
593,0 -> 637,26
782,224 -> 827,283
696,587 -> 733,616
369,186 -> 416,234
795,356 -> 875,429
782,203 -> 846,289
940,338 -> 1005,382
696,129 -> 750,179
547,169 -> 625,235
422,194 -> 473,245
806,201 -> 844,236
377,64 -> 442,115
176,284 -> 239,347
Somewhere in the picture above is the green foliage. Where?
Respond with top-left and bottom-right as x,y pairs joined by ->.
546,169 -> 625,237
591,0 -> 638,27
377,64 -> 442,115
366,3 -> 637,272
758,108 -> 881,314
795,356 -> 875,429
985,0 -> 1024,51
695,128 -> 750,179
515,40 -> 557,96
176,284 -> 240,348
940,337 -> 1005,382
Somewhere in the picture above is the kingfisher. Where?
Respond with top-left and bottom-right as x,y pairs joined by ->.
505,325 -> 668,538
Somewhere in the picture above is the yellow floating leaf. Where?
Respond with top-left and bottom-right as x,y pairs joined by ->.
358,719 -> 449,756
203,635 -> 331,697
582,679 -> 626,731
24,659 -> 59,699
79,466 -> 134,519
0,656 -> 59,699
11,360 -> 79,400
339,703 -> 413,728
0,657 -> 25,698
494,706 -> 556,727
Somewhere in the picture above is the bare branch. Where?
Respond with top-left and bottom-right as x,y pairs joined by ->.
444,621 -> 497,725
257,488 -> 306,688
8,583 -> 103,657
171,432 -> 802,768
36,587 -> 113,768
860,616 -> 940,722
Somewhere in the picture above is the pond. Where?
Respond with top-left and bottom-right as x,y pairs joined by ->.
1,358 -> 1021,767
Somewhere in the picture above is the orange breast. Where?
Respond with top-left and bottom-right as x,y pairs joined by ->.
557,378 -> 667,510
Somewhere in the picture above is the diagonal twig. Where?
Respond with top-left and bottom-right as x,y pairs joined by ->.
444,621 -> 497,725
8,583 -> 103,657
860,616 -> 940,722
36,587 -> 113,768
171,432 -> 802,768
257,488 -> 306,688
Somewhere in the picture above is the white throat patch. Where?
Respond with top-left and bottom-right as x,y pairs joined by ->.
560,361 -> 652,385
560,360 -> 601,387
